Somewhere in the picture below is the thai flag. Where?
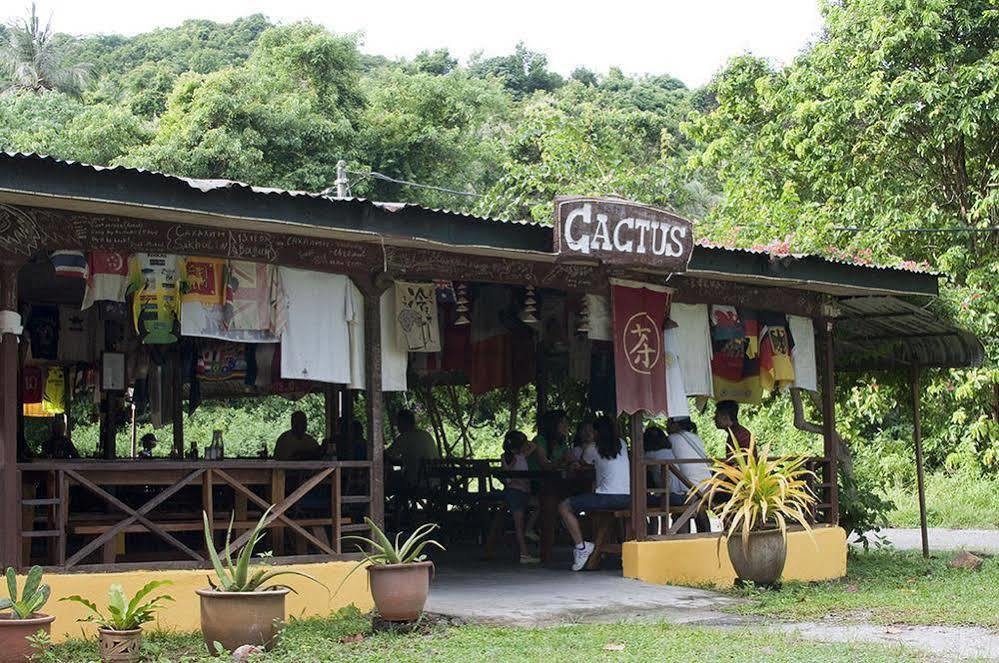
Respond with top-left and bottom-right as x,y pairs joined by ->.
51,250 -> 87,279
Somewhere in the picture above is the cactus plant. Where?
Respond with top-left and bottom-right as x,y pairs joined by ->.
0,566 -> 51,619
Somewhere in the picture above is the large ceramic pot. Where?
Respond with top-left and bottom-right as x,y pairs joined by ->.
0,612 -> 55,663
98,627 -> 143,663
727,528 -> 787,586
196,587 -> 289,655
367,561 -> 433,622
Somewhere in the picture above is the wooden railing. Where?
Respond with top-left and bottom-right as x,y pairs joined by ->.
635,455 -> 834,540
17,460 -> 373,571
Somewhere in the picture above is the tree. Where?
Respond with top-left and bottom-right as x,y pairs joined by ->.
412,48 -> 458,76
469,43 -> 564,98
0,3 -> 89,95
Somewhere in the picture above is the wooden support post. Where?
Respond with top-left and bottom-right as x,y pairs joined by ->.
911,365 -> 929,558
324,384 -> 337,447
172,351 -> 184,459
361,285 -> 385,531
630,412 -> 646,541
1,261 -> 22,568
819,318 -> 839,525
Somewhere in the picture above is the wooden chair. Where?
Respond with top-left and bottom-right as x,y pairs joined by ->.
585,510 -> 634,570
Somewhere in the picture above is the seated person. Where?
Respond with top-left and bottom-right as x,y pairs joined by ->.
664,418 -> 712,533
43,418 -> 79,459
533,409 -> 571,465
386,409 -> 439,487
331,418 -> 368,461
137,433 -> 157,458
500,430 -> 540,564
714,400 -> 754,454
557,415 -> 630,571
568,419 -> 596,465
274,411 -> 321,460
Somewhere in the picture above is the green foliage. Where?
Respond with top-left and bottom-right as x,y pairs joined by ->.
0,566 -> 50,619
885,470 -> 999,529
468,42 -> 563,98
203,507 -> 325,592
343,518 -> 444,565
60,581 -> 173,630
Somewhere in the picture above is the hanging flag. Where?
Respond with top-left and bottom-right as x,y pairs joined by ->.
710,306 -> 762,404
759,311 -> 796,392
82,252 -> 129,310
22,365 -> 43,404
50,250 -> 87,279
224,260 -> 286,342
395,281 -> 441,352
610,279 -> 670,415
180,257 -> 227,338
129,253 -> 182,344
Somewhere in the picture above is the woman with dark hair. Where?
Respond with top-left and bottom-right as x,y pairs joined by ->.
557,414 -> 631,571
533,409 -> 571,464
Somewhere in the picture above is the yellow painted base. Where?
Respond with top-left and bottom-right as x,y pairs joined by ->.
623,525 -> 847,588
19,561 -> 373,643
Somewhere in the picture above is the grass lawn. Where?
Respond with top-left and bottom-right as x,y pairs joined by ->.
726,549 -> 999,627
885,472 -> 999,529
39,607 -> 930,663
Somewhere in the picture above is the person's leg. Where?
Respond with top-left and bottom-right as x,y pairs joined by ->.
525,499 -> 540,540
512,508 -> 528,556
558,498 -> 585,545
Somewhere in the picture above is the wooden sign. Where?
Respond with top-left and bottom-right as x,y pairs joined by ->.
553,196 -> 693,272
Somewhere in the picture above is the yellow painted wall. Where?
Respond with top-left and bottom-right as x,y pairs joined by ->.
623,525 -> 847,588
20,561 -> 373,643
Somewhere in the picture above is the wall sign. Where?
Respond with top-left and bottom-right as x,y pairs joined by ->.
553,196 -> 694,272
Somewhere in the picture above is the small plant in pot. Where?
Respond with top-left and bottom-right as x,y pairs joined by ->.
0,566 -> 53,663
61,581 -> 173,663
198,507 -> 325,655
698,439 -> 817,587
343,518 -> 444,622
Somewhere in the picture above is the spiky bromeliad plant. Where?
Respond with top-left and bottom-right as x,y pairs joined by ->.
1,566 -> 50,619
202,507 -> 325,592
60,582 -> 173,631
697,438 -> 818,553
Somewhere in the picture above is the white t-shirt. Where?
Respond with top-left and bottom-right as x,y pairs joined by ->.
280,267 -> 351,384
582,439 -> 631,495
346,284 -> 408,392
666,431 -> 712,495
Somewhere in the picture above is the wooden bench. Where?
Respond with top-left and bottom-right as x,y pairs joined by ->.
585,506 -> 692,569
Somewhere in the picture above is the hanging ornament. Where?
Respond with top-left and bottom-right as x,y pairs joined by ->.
520,285 -> 539,324
454,283 -> 470,326
576,294 -> 590,335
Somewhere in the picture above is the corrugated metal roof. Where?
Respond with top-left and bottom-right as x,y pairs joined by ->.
835,297 -> 984,369
1,151 -> 932,275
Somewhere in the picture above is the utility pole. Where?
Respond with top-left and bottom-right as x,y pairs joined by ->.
335,160 -> 349,199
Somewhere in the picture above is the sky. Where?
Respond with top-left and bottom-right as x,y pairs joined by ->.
15,1 -> 824,87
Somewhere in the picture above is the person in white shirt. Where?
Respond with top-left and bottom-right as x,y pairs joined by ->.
664,417 -> 712,533
557,415 -> 631,571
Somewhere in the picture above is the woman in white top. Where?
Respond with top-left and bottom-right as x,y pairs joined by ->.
664,417 -> 712,533
558,415 -> 630,571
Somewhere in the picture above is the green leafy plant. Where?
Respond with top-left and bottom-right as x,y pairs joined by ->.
698,438 -> 817,552
1,566 -> 50,619
203,507 -> 324,592
61,581 -> 173,631
344,517 -> 444,565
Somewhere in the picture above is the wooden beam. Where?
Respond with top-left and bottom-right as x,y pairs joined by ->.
172,351 -> 184,459
630,412 -> 646,541
911,365 -> 929,558
0,260 -> 21,568
819,318 -> 840,525
362,286 -> 385,531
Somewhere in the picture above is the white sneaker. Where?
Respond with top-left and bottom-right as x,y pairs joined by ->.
571,542 -> 595,571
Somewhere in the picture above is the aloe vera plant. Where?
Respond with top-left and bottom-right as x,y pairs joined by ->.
1,566 -> 50,619
202,507 -> 325,592
60,581 -> 173,630
344,518 -> 445,565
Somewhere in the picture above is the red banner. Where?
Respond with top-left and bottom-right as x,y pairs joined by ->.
611,280 -> 671,415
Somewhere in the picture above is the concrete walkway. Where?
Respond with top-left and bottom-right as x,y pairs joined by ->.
855,528 -> 999,553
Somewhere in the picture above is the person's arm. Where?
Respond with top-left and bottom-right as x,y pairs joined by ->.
529,442 -> 553,469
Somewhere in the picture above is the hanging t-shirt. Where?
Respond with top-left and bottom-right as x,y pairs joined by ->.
26,305 -> 59,360
224,261 -> 286,342
280,267 -> 351,384
22,365 -> 44,403
57,305 -> 95,363
129,253 -> 182,344
671,303 -> 714,398
663,327 -> 691,418
82,252 -> 130,310
582,439 -> 631,495
710,306 -> 762,404
788,315 -> 818,392
42,366 -> 65,415
51,250 -> 87,279
347,284 -> 408,392
585,294 -> 612,341
394,281 -> 441,352
197,342 -> 249,382
759,312 -> 796,392
180,256 -> 226,338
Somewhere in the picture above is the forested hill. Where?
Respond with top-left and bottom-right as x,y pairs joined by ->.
1,3 -> 997,529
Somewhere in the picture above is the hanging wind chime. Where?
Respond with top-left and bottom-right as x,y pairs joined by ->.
575,293 -> 590,335
454,283 -> 470,326
520,285 -> 539,324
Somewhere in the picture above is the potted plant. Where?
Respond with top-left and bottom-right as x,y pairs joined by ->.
61,581 -> 173,663
343,517 -> 444,622
198,507 -> 324,655
0,566 -> 53,663
698,439 -> 817,586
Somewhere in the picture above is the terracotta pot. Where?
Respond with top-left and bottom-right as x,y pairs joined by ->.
0,612 -> 54,663
367,561 -> 433,622
727,528 -> 787,586
98,627 -> 143,663
196,587 -> 289,655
